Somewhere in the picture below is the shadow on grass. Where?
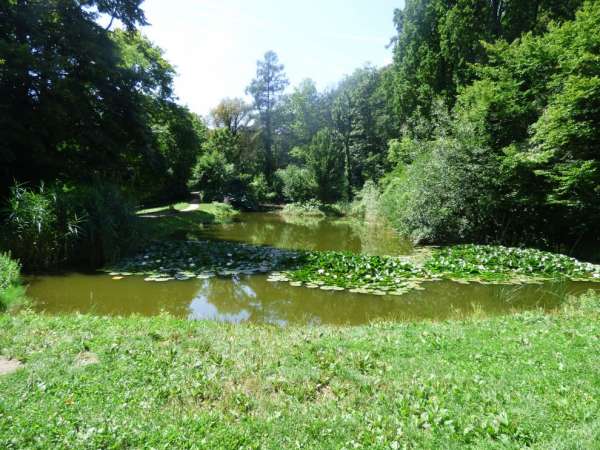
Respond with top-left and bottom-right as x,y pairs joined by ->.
139,209 -> 237,241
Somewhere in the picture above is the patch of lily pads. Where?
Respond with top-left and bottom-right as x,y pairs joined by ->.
424,245 -> 600,283
283,251 -> 429,295
281,245 -> 600,295
105,240 -> 302,282
107,241 -> 600,297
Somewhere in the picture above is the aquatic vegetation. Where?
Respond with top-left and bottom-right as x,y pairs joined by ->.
283,245 -> 600,295
106,240 -> 599,299
425,245 -> 600,282
106,240 -> 301,281
285,251 -> 427,294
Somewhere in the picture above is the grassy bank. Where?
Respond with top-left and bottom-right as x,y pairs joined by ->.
1,291 -> 599,448
137,202 -> 238,241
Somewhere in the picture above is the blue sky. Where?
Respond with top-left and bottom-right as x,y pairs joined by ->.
140,0 -> 402,116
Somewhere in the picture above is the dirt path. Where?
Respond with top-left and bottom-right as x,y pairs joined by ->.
0,357 -> 23,376
181,191 -> 202,212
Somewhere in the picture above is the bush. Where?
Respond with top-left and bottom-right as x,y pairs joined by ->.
0,252 -> 20,292
281,200 -> 346,218
349,180 -> 381,221
380,125 -> 502,244
276,165 -> 317,203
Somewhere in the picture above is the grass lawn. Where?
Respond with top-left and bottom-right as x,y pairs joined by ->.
137,202 -> 238,240
1,292 -> 599,449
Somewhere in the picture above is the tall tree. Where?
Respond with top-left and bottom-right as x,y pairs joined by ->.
0,0 -> 151,195
246,51 -> 288,183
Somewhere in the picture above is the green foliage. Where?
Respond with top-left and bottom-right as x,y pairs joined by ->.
276,165 -> 317,203
2,182 -> 138,270
3,184 -> 82,270
149,103 -> 206,200
280,200 -> 346,219
0,252 -> 20,293
349,180 -> 381,221
0,252 -> 24,312
69,182 -> 140,267
1,1 -> 151,195
108,240 -> 300,280
190,150 -> 234,201
295,129 -> 347,203
286,244 -> 600,293
246,51 -> 289,182
288,251 -> 424,294
381,120 -> 502,244
247,174 -> 273,206
386,0 -> 583,128
380,2 -> 600,249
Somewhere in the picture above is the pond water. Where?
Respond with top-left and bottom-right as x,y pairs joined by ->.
26,212 -> 599,325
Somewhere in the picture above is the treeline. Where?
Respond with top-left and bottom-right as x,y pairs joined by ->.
380,0 -> 599,250
199,0 -> 598,253
1,0 -> 599,270
190,53 -> 394,208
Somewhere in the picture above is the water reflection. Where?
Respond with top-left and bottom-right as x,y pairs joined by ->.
25,212 -> 600,325
199,212 -> 413,255
27,271 -> 599,325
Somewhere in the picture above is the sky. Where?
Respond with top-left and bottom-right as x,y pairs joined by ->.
139,0 -> 402,116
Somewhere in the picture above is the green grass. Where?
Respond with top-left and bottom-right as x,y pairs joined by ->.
1,291 -> 600,449
137,202 -> 238,240
0,252 -> 27,312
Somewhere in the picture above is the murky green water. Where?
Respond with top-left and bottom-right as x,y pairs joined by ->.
26,212 -> 599,325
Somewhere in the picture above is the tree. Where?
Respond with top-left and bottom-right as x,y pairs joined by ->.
210,98 -> 252,135
0,0 -> 153,196
331,66 -> 393,197
246,51 -> 288,183
386,0 -> 584,133
293,129 -> 347,203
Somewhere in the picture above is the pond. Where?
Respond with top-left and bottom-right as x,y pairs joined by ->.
26,212 -> 599,325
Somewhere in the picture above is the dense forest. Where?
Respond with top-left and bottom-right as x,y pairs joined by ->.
1,0 -> 599,272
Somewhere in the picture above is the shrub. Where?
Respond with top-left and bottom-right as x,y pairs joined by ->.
379,126 -> 502,244
281,200 -> 346,218
349,180 -> 381,222
276,165 -> 317,203
0,252 -> 20,292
